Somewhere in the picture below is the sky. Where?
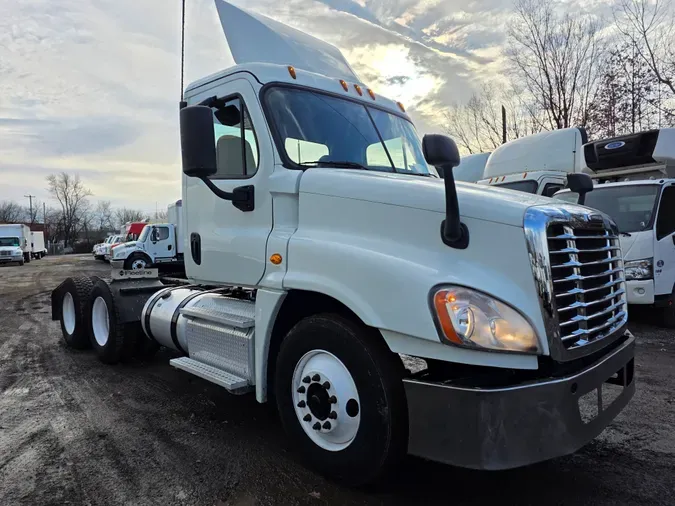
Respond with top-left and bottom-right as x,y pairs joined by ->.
0,0 -> 605,212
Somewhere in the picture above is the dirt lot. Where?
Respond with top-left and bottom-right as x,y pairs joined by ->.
0,255 -> 674,506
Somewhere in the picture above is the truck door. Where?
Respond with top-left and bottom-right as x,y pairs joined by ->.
653,184 -> 675,297
184,78 -> 273,286
147,225 -> 174,260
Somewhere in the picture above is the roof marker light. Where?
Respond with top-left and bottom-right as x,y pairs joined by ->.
288,66 -> 297,79
368,89 -> 376,100
397,101 -> 405,112
354,84 -> 363,96
340,80 -> 349,91
523,172 -> 528,179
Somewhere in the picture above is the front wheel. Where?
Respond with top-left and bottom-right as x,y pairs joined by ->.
124,253 -> 151,270
275,314 -> 407,486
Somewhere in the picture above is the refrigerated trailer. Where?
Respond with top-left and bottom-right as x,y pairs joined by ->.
50,0 -> 635,486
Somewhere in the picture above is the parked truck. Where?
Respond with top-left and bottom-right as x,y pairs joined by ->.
554,129 -> 675,326
0,224 -> 31,265
50,0 -> 635,485
31,231 -> 46,259
477,127 -> 588,196
110,201 -> 184,271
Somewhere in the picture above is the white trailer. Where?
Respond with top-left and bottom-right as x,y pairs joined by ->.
31,231 -> 46,259
0,224 -> 31,264
50,0 -> 635,486
553,128 -> 675,326
109,201 -> 184,270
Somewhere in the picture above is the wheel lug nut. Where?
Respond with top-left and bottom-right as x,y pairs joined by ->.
302,376 -> 311,384
312,422 -> 321,430
322,421 -> 331,430
329,395 -> 337,404
322,381 -> 331,390
312,374 -> 320,381
297,400 -> 306,408
303,414 -> 311,422
297,386 -> 306,394
328,411 -> 337,419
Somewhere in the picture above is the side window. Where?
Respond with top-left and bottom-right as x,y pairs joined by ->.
495,180 -> 538,193
285,138 -> 328,163
155,227 -> 170,241
656,186 -> 675,240
542,183 -> 564,198
212,97 -> 259,178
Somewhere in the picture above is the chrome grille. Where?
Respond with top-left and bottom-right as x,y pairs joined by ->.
547,224 -> 627,350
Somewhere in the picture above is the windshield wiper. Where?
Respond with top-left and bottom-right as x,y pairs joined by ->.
299,160 -> 370,171
620,232 -> 632,237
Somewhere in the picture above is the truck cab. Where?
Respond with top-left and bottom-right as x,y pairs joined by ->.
51,0 -> 635,486
477,127 -> 588,196
554,128 -> 675,326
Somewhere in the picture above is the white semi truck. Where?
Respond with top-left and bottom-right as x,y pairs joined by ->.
554,129 -> 675,326
478,127 -> 588,196
49,0 -> 635,485
110,201 -> 184,270
0,224 -> 32,265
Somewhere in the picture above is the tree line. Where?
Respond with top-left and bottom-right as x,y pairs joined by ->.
0,172 -> 167,247
444,0 -> 675,154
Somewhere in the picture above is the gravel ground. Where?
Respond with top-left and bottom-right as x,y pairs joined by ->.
0,255 -> 674,506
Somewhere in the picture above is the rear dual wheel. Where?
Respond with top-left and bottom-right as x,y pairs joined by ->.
275,314 -> 408,486
59,276 -> 94,349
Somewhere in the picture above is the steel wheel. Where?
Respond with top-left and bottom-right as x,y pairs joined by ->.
292,349 -> 361,452
91,296 -> 110,346
62,292 -> 76,335
131,258 -> 147,270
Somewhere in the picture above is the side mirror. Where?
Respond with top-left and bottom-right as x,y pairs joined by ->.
180,105 -> 217,178
422,134 -> 468,249
567,173 -> 594,206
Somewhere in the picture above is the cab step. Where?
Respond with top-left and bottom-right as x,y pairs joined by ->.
170,357 -> 251,394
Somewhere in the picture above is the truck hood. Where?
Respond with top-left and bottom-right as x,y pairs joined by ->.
0,246 -> 22,253
618,231 -> 652,262
299,169 -> 555,227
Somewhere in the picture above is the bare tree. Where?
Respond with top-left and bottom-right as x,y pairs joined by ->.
443,83 -> 544,154
506,0 -> 606,130
23,198 -> 41,225
114,208 -> 148,229
95,201 -> 115,232
615,0 -> 675,97
0,201 -> 24,223
155,209 -> 168,221
46,172 -> 93,247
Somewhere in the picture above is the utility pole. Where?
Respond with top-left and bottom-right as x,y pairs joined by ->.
501,105 -> 507,144
24,194 -> 36,225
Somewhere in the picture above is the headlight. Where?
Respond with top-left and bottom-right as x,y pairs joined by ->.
431,286 -> 540,354
624,258 -> 652,280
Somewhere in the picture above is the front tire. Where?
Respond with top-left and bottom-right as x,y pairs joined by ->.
59,276 -> 94,349
124,253 -> 151,270
275,314 -> 407,486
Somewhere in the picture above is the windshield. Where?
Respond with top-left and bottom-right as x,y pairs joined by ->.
554,185 -> 660,233
138,226 -> 151,242
265,87 -> 434,176
0,237 -> 20,247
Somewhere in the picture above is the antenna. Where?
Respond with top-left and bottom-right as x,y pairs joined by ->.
180,0 -> 187,108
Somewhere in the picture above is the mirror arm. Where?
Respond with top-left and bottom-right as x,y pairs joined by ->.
440,165 -> 470,249
198,177 -> 255,212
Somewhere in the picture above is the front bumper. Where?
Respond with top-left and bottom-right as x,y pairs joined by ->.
0,255 -> 24,263
626,279 -> 654,304
404,332 -> 635,470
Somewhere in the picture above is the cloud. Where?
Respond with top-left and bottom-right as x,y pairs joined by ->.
0,0 -> 612,209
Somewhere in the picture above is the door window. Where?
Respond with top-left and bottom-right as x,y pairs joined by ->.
656,186 -> 675,240
212,97 -> 259,178
152,227 -> 170,241
542,183 -> 564,197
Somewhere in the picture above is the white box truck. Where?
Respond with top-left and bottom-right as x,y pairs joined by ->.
49,1 -> 635,486
553,129 -> 675,326
31,231 -> 46,259
0,224 -> 31,265
109,201 -> 184,270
